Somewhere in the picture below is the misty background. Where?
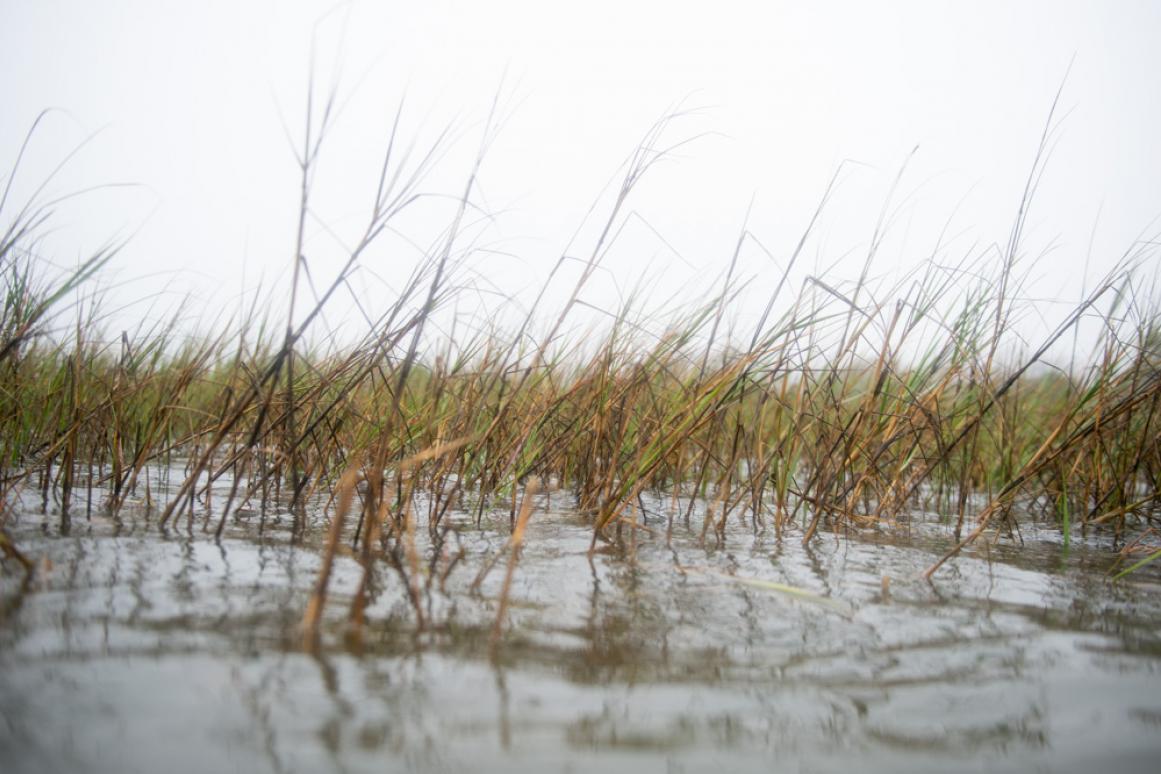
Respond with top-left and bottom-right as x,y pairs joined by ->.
2,0 -> 1159,361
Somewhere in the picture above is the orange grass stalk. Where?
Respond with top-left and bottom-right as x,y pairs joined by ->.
490,478 -> 540,650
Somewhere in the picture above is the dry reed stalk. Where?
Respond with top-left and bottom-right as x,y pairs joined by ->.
490,477 -> 540,650
301,467 -> 358,642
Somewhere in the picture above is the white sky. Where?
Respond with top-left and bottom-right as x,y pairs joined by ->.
3,0 -> 1160,357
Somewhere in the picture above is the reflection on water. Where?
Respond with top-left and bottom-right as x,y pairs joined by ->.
1,488 -> 1160,773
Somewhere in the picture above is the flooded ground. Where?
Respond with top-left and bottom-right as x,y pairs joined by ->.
2,482 -> 1160,773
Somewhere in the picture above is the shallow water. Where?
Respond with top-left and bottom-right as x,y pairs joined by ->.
2,484 -> 1160,773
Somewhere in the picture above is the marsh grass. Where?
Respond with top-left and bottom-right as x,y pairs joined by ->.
1,94 -> 1160,615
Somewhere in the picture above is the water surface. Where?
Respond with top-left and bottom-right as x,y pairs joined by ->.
2,487 -> 1160,773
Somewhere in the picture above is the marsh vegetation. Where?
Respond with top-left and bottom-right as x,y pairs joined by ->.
1,95 -> 1160,771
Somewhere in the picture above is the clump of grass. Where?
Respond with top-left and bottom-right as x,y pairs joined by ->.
2,90 -> 1160,613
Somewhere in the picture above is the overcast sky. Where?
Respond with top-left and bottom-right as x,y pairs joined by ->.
3,1 -> 1160,355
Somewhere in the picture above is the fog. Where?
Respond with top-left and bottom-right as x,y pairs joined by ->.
3,0 -> 1159,359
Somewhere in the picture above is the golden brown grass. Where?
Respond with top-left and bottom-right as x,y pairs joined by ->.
2,97 -> 1160,614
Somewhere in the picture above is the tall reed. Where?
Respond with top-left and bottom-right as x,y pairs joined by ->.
2,97 -> 1159,608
